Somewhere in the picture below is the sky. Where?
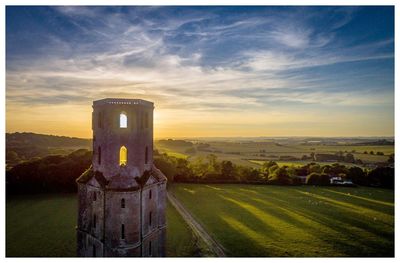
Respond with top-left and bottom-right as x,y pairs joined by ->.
6,6 -> 394,138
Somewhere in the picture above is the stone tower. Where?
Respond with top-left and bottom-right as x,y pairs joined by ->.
76,98 -> 167,257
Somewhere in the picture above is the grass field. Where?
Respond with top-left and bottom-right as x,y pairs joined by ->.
170,184 -> 394,257
155,140 -> 393,168
6,194 -> 198,257
157,147 -> 189,159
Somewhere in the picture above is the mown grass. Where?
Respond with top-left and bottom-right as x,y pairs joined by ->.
170,184 -> 394,257
6,194 -> 198,257
165,201 -> 203,257
6,194 -> 77,257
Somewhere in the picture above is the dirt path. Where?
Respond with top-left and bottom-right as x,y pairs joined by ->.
167,191 -> 226,257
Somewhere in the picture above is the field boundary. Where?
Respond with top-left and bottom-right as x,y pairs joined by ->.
167,191 -> 226,257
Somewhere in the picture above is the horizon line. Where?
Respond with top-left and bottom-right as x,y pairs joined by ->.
6,131 -> 395,140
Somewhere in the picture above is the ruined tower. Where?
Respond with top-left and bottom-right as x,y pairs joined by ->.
76,98 -> 167,257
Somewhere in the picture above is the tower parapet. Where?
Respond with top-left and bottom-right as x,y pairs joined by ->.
92,98 -> 154,178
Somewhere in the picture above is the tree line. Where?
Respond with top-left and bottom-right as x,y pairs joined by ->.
154,151 -> 394,188
6,149 -> 394,194
6,149 -> 92,194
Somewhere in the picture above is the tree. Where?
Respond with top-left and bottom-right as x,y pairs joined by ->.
268,166 -> 292,185
294,165 -> 309,177
239,166 -> 263,182
221,160 -> 236,180
206,154 -> 220,174
153,156 -> 176,182
309,163 -> 322,174
262,161 -> 277,171
306,172 -> 330,186
368,167 -> 394,189
6,149 -> 92,194
6,151 -> 19,162
174,158 -> 193,182
189,157 -> 209,179
325,163 -> 348,176
347,166 -> 366,185
306,172 -> 320,185
268,165 -> 279,175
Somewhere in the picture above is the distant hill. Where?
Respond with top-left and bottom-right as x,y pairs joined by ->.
350,139 -> 394,146
157,139 -> 193,148
6,132 -> 91,169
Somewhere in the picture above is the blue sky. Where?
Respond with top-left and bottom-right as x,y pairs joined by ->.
6,6 -> 394,137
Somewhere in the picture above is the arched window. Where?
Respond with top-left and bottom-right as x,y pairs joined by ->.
98,146 -> 101,165
120,112 -> 127,128
119,146 -> 127,166
149,241 -> 152,256
121,198 -> 125,208
149,211 -> 152,227
145,146 -> 148,164
121,224 -> 125,239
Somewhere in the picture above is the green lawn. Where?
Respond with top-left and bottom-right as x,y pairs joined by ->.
6,194 -> 198,257
6,194 -> 77,257
170,184 -> 394,257
165,201 -> 203,256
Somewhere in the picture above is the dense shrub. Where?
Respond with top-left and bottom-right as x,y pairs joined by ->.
268,167 -> 292,185
306,172 -> 330,186
153,156 -> 177,182
347,167 -> 367,185
367,167 -> 394,189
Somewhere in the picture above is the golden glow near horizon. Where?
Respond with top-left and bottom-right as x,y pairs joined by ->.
6,7 -> 394,138
5,102 -> 394,138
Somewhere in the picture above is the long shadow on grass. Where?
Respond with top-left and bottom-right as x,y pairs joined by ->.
226,187 -> 394,256
175,186 -> 286,256
293,190 -> 394,235
174,185 -> 394,256
314,188 -> 394,216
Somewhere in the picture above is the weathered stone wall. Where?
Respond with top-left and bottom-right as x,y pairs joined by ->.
104,191 -> 141,249
141,184 -> 158,237
87,184 -> 104,239
77,98 -> 165,257
157,183 -> 167,228
78,181 -> 167,257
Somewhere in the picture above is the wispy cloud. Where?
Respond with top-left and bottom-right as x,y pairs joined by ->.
6,6 -> 394,137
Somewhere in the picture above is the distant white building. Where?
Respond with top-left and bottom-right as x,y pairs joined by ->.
330,176 -> 353,186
